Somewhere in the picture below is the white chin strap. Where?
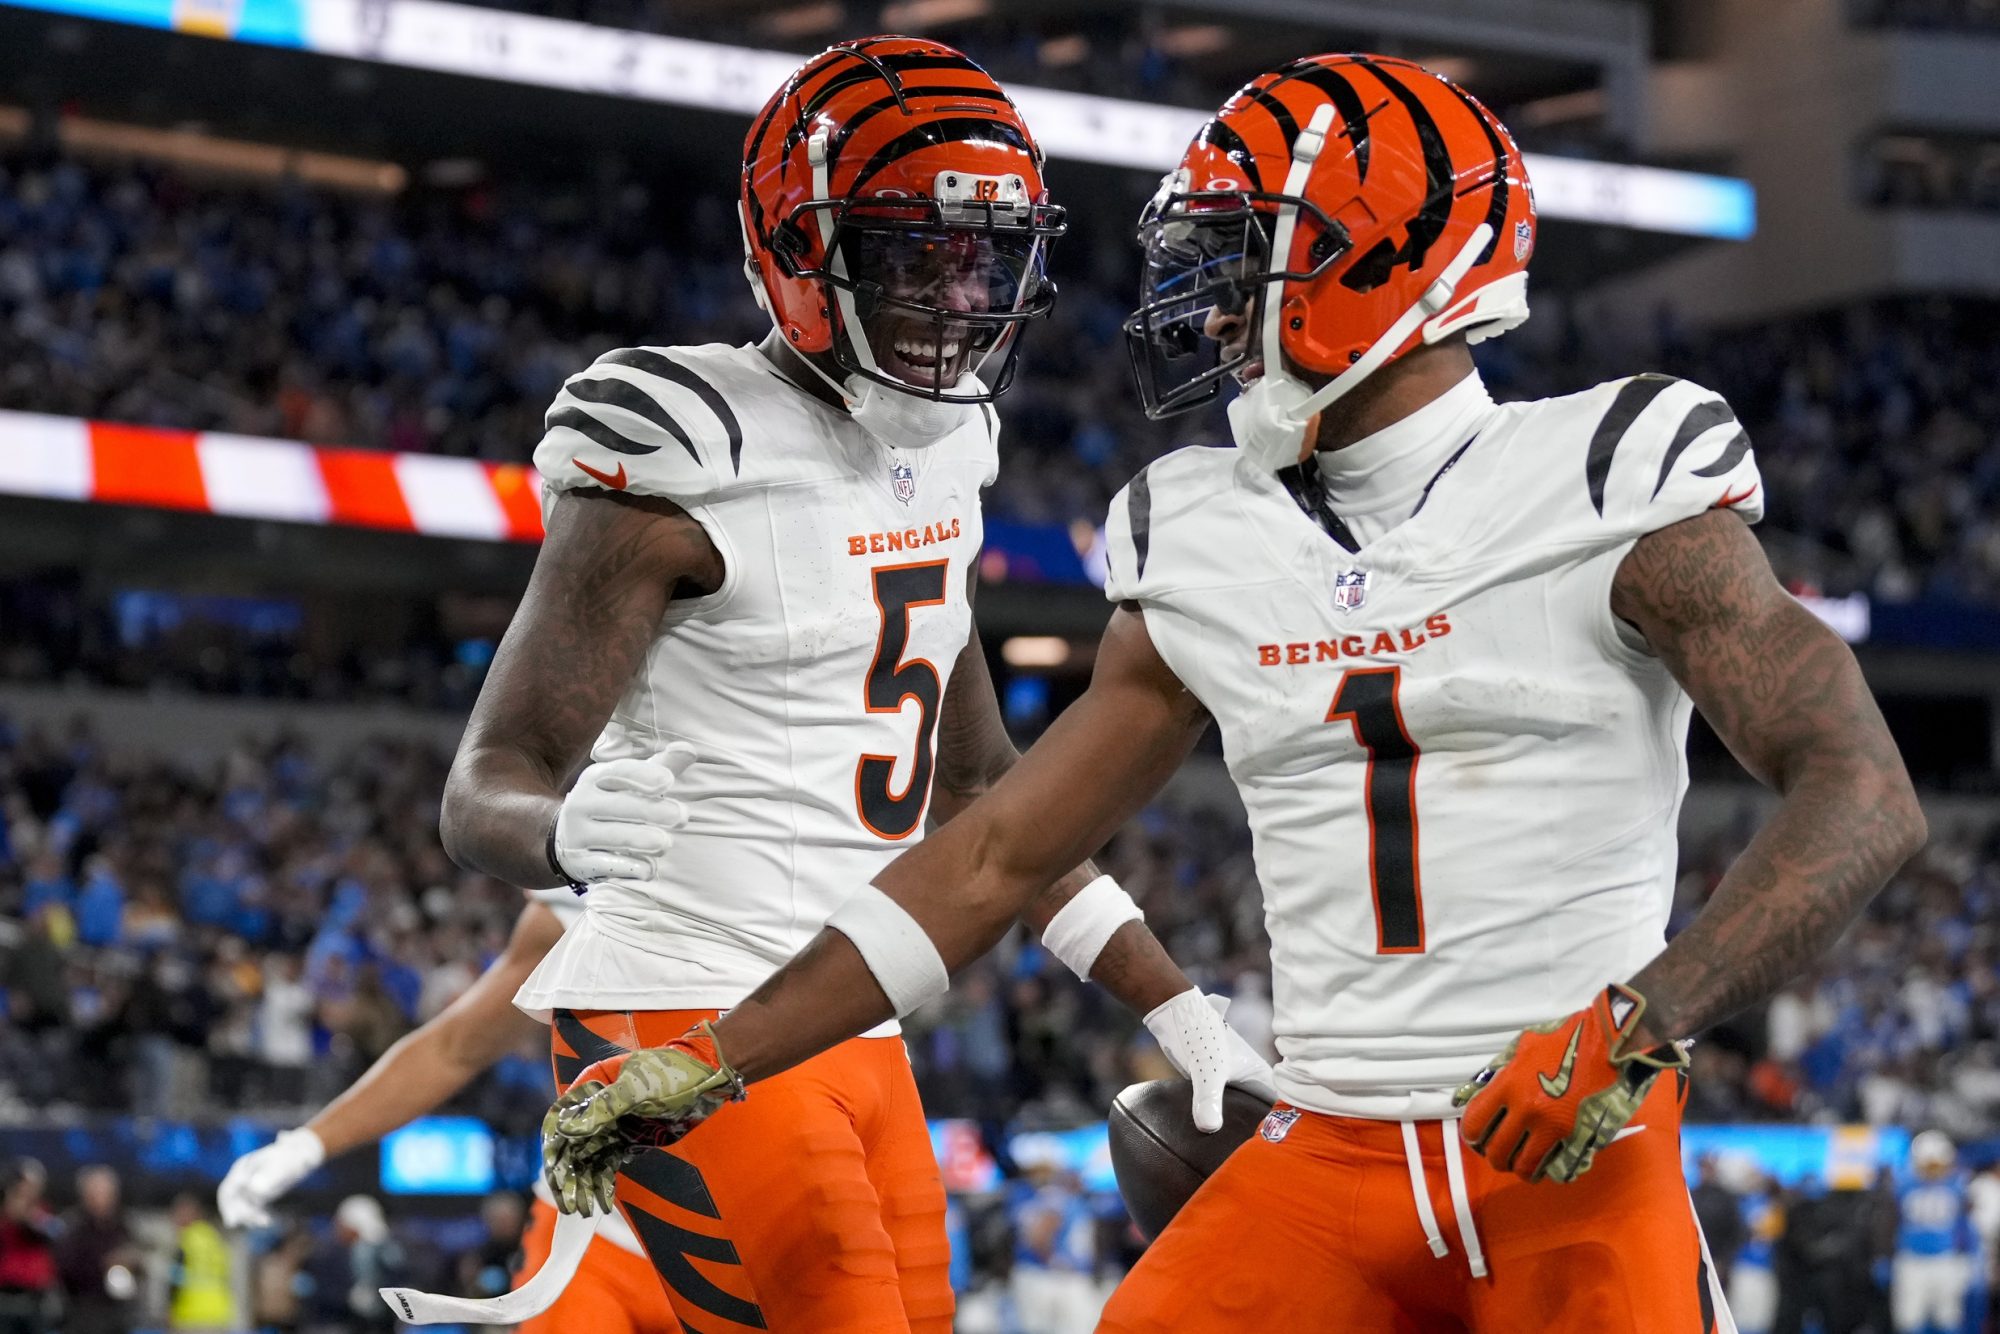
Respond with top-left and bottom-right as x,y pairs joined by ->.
1225,103 -> 1495,471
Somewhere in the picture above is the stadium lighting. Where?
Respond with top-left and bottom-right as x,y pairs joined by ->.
0,0 -> 1756,239
1002,636 -> 1072,668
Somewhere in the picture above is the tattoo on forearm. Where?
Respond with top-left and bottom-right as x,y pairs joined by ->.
442,492 -> 721,887
1611,511 -> 1925,1039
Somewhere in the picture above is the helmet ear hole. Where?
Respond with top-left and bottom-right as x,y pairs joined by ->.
771,219 -> 814,274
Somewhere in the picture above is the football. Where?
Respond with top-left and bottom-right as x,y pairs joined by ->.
1107,1079 -> 1275,1240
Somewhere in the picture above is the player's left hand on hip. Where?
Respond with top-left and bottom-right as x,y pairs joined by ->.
1143,987 -> 1279,1133
1452,983 -> 1687,1184
550,742 -> 698,886
542,1022 -> 746,1216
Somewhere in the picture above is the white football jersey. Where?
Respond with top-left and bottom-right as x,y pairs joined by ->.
1103,371 -> 1764,1120
515,343 -> 995,1027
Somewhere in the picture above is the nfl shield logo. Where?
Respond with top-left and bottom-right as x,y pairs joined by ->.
1259,1107 -> 1302,1143
1331,568 -> 1370,613
891,461 -> 916,505
1513,219 -> 1533,261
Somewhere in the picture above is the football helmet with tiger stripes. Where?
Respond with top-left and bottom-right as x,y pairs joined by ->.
1126,54 -> 1536,470
740,35 -> 1063,434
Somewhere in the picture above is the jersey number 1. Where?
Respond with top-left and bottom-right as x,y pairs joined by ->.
857,561 -> 949,840
1327,666 -> 1425,954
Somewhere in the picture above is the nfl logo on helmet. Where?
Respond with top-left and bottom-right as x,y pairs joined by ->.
891,461 -> 917,505
1332,568 -> 1370,613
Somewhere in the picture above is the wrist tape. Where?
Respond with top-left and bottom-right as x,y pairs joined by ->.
1041,875 -> 1143,980
825,886 -> 950,1017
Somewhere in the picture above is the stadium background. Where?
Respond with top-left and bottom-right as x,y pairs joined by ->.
1,0 -> 1999,1329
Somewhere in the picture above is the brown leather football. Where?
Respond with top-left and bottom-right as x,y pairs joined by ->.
1107,1078 -> 1274,1240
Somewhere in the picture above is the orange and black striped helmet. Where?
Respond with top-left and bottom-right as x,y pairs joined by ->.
1126,54 -> 1535,437
740,37 -> 1064,403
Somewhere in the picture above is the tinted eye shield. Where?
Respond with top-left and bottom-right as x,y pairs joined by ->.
1123,189 -> 1351,419
772,196 -> 1066,400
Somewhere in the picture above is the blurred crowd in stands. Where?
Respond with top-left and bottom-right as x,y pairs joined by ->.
7,140 -> 2000,606
1,712 -> 1997,1144
11,137 -> 2000,604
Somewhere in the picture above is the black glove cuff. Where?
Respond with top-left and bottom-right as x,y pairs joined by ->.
547,821 -> 588,895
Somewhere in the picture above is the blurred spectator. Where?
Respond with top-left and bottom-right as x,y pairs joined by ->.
454,1191 -> 526,1302
1730,1164 -> 1784,1334
1006,1144 -> 1103,1334
0,1160 -> 56,1334
249,1227 -> 313,1334
302,1196 -> 403,1334
52,1166 -> 141,1334
1693,1154 -> 1749,1288
163,1193 -> 235,1333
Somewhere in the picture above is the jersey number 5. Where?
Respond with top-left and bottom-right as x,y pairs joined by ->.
857,561 -> 949,840
1327,666 -> 1425,954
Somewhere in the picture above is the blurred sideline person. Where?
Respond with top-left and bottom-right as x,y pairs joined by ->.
441,34 -> 1271,1334
1725,1161 -> 1782,1334
53,1166 -> 142,1334
216,895 -> 678,1334
1893,1131 -> 1976,1334
165,1194 -> 235,1334
544,52 -> 1924,1334
0,1160 -> 56,1334
1006,1144 -> 1101,1334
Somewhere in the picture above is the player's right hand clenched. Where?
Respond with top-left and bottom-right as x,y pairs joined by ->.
542,1022 -> 745,1216
548,743 -> 698,887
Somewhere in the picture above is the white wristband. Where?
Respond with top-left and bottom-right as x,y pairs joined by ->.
825,886 -> 950,1017
1041,874 -> 1143,980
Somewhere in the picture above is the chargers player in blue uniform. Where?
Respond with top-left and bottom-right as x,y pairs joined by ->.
1894,1131 -> 1978,1334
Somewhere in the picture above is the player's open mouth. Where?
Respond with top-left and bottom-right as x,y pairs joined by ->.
875,327 -> 967,390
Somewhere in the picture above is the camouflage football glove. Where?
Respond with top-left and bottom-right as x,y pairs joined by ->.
1452,984 -> 1688,1184
542,1022 -> 744,1217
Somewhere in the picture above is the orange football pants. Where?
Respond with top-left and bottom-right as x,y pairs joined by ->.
551,1008 -> 954,1334
1100,1072 -> 1732,1334
514,1196 -> 681,1334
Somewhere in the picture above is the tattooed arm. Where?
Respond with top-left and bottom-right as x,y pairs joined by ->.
439,491 -> 724,888
1612,510 -> 1926,1044
932,576 -> 1199,1014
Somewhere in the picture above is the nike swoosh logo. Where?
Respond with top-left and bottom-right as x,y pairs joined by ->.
1538,1025 -> 1585,1098
1612,1125 -> 1646,1142
574,458 -> 628,490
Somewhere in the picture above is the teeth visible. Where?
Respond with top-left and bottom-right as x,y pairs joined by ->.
892,339 -> 960,364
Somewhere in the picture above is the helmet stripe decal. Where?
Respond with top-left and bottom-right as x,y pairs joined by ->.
1242,86 -> 1299,156
1272,61 -> 1376,182
1345,57 -> 1455,285
1195,117 -> 1264,192
811,86 -> 1016,161
1437,81 -> 1511,265
848,116 -> 1031,196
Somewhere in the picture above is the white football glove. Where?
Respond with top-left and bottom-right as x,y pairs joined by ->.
218,1127 -> 325,1229
1143,988 -> 1279,1134
550,744 -> 698,886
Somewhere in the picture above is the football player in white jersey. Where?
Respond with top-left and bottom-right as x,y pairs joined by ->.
438,36 -> 1272,1334
543,54 -> 1927,1334
215,895 -> 678,1334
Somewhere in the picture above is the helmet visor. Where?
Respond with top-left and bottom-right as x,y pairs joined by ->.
839,226 -> 1050,393
785,195 -> 1065,402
